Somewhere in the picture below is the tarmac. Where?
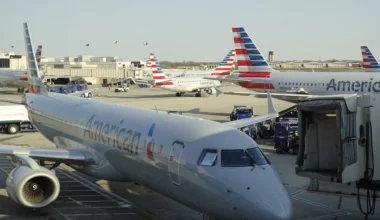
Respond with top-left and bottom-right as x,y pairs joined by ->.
0,84 -> 379,220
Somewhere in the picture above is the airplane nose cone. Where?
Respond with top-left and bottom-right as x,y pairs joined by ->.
260,192 -> 293,220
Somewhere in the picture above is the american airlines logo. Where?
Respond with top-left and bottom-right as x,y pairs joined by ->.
326,78 -> 380,92
84,115 -> 142,154
83,115 -> 163,160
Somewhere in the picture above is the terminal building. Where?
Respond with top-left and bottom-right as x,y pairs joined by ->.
0,51 -> 27,70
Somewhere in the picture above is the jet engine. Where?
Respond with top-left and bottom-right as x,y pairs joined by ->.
206,88 -> 217,95
6,165 -> 60,208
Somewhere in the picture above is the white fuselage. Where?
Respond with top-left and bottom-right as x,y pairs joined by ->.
238,71 -> 380,101
158,77 -> 221,93
24,92 -> 292,219
0,70 -> 29,88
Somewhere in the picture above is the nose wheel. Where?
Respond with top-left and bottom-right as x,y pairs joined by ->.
195,93 -> 201,97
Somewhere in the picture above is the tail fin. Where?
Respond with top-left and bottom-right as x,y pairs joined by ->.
149,53 -> 169,80
210,49 -> 236,77
232,27 -> 275,79
23,23 -> 48,94
146,57 -> 152,68
36,45 -> 42,69
361,46 -> 380,71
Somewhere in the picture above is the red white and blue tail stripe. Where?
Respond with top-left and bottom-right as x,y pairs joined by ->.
232,27 -> 274,90
23,23 -> 47,94
361,46 -> 380,72
149,53 -> 168,80
210,49 -> 236,77
146,57 -> 152,68
36,45 -> 42,69
19,45 -> 43,82
149,53 -> 174,86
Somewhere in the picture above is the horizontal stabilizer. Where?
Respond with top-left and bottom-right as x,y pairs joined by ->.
0,145 -> 97,165
223,91 -> 278,129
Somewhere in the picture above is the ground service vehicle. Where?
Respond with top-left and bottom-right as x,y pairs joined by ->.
274,120 -> 298,154
0,105 -> 37,134
230,105 -> 253,121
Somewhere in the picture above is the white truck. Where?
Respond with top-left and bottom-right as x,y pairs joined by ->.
0,105 -> 37,134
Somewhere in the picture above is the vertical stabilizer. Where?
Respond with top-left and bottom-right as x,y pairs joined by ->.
149,53 -> 169,80
232,27 -> 275,79
23,23 -> 48,94
361,46 -> 380,72
210,49 -> 236,77
36,45 -> 42,69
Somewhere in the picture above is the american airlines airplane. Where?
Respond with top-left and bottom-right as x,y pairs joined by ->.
209,27 -> 380,103
0,23 -> 292,220
0,45 -> 42,93
148,51 -> 235,97
361,46 -> 380,72
144,57 -> 186,78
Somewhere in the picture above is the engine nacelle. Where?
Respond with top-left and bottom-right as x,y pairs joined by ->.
206,88 -> 216,95
6,165 -> 60,208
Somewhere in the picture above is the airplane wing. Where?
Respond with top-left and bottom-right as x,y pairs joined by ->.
68,88 -> 99,97
0,146 -> 97,165
223,91 -> 279,129
215,88 -> 313,98
126,77 -> 173,85
215,88 -> 359,101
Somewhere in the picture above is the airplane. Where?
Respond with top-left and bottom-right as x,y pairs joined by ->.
0,45 -> 43,93
144,50 -> 236,79
146,50 -> 235,97
207,27 -> 380,103
0,23 -> 292,220
361,46 -> 380,72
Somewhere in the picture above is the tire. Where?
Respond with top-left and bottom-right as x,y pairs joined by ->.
7,124 -> 19,134
87,92 -> 92,98
275,148 -> 284,154
80,94 -> 85,97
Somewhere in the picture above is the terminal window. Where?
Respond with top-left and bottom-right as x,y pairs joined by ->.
0,59 -> 10,68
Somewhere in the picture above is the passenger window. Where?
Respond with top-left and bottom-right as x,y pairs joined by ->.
198,149 -> 217,166
221,149 -> 251,167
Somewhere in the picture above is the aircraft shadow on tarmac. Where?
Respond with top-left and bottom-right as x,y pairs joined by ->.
102,93 -> 211,99
0,135 -> 23,142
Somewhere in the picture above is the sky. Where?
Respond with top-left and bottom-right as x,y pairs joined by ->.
0,0 -> 379,62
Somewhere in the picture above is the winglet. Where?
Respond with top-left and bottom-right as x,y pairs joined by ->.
266,90 -> 278,116
23,23 -> 48,94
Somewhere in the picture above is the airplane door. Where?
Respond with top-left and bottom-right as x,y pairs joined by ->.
168,140 -> 185,186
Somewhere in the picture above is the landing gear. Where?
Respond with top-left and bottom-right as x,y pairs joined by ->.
175,92 -> 182,97
17,88 -> 25,93
17,88 -> 21,93
195,93 -> 201,97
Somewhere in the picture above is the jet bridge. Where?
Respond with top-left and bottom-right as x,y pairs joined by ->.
295,94 -> 380,218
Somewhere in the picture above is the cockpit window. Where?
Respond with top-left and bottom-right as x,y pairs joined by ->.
246,147 -> 270,165
198,149 -> 217,166
221,149 -> 251,167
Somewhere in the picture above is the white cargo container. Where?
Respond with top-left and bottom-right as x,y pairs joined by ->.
0,105 -> 37,134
